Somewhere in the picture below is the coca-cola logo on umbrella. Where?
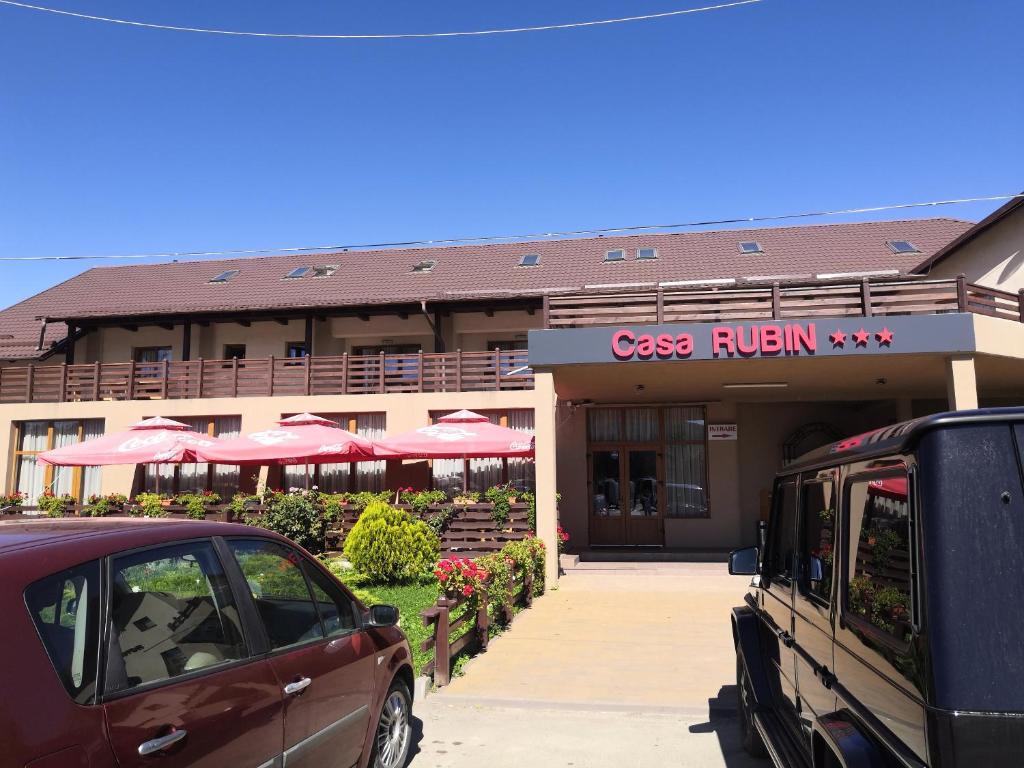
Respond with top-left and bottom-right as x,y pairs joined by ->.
117,434 -> 170,452
248,430 -> 299,446
416,425 -> 477,442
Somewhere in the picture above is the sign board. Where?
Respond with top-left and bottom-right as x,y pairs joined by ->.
708,424 -> 738,441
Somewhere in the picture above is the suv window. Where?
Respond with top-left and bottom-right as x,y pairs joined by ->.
800,475 -> 836,603
845,471 -> 914,644
106,541 -> 246,694
25,561 -> 100,704
228,539 -> 325,650
766,480 -> 798,582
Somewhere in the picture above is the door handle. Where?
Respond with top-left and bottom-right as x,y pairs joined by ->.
138,729 -> 187,756
284,677 -> 312,696
775,628 -> 794,648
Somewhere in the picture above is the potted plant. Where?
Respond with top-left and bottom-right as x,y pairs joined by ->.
1,491 -> 26,513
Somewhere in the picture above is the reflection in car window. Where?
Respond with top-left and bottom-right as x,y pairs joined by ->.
229,540 -> 325,650
800,477 -> 836,603
107,542 -> 246,693
25,561 -> 100,704
305,564 -> 357,638
846,472 -> 913,644
767,480 -> 797,582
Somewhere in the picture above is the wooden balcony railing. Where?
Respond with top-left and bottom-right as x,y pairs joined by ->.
542,275 -> 1024,328
0,349 -> 533,404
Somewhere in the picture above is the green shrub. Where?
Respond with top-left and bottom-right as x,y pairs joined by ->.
133,493 -> 167,518
503,535 -> 547,596
425,503 -> 459,536
86,493 -> 127,517
342,491 -> 392,511
37,492 -> 74,518
343,502 -> 439,584
398,488 -> 447,516
227,492 -> 260,521
248,491 -> 329,554
176,491 -> 221,520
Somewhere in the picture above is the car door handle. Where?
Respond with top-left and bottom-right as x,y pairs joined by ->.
284,677 -> 312,696
138,729 -> 187,756
775,628 -> 794,648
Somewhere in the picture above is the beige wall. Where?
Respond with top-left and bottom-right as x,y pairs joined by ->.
925,206 -> 1024,292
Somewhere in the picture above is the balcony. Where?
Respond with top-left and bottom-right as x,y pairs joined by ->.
0,350 -> 533,404
541,275 -> 1024,328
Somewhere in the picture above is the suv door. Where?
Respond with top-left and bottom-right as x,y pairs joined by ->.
227,538 -> 374,768
102,538 -> 284,767
793,469 -> 838,736
762,477 -> 799,719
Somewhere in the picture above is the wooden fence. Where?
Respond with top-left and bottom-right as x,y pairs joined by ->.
0,349 -> 532,404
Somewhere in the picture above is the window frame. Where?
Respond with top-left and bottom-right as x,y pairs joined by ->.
11,419 -> 103,500
635,247 -> 658,261
796,470 -> 838,608
133,346 -> 172,363
603,249 -> 626,262
140,415 -> 240,495
764,476 -> 799,586
223,344 -> 246,360
839,463 -> 918,653
286,341 -> 308,359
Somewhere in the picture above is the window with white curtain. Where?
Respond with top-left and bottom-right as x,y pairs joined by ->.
143,416 -> 241,495
430,410 -> 535,494
13,420 -> 104,501
282,413 -> 386,492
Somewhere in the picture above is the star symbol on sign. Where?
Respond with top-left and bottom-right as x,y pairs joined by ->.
829,330 -> 847,347
853,328 -> 870,347
876,327 -> 894,346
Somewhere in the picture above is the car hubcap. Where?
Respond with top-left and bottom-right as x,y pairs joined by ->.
376,692 -> 409,768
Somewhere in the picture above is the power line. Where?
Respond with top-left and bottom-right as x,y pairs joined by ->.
0,0 -> 762,40
0,193 -> 1018,263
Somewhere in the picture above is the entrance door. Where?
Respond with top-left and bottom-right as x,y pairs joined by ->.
625,449 -> 660,545
589,448 -> 663,545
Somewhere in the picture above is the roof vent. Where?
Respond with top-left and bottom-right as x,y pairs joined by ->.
412,259 -> 437,273
738,241 -> 763,254
209,269 -> 240,283
311,265 -> 338,278
886,240 -> 919,254
285,267 -> 311,279
519,254 -> 540,267
604,249 -> 626,262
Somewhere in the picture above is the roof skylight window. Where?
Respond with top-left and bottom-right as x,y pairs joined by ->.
209,269 -> 240,283
311,265 -> 338,278
738,241 -> 763,254
412,259 -> 437,273
519,254 -> 541,267
285,267 -> 311,279
604,249 -> 626,262
636,247 -> 658,260
886,240 -> 920,254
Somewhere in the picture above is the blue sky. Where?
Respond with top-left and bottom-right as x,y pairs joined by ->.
1,0 -> 1021,309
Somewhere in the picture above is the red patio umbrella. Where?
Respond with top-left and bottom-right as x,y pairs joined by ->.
868,477 -> 908,500
372,410 -> 535,460
193,413 -> 375,466
36,416 -> 220,467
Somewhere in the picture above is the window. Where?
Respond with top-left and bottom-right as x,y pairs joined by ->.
311,265 -> 338,278
106,541 -> 246,693
285,267 -> 311,279
306,565 -> 357,637
431,410 -> 535,495
223,344 -> 246,360
766,480 -> 798,583
286,342 -> 308,358
282,413 -> 386,493
412,260 -> 437,273
604,249 -> 626,262
886,240 -> 919,254
739,241 -> 763,254
636,248 -> 658,260
664,407 -> 707,518
209,270 -> 240,283
229,539 -> 324,650
25,560 -> 100,703
352,343 -> 421,382
845,470 -> 913,644
144,416 -> 241,496
13,419 -> 104,500
800,473 -> 836,603
519,254 -> 540,267
134,347 -> 172,363
486,339 -> 528,351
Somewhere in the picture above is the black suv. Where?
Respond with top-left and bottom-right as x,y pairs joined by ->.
729,408 -> 1024,768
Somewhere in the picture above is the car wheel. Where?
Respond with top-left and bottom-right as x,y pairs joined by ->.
370,679 -> 412,768
736,652 -> 767,758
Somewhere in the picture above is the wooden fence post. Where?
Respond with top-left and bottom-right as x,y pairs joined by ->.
127,362 -> 136,401
59,364 -> 67,403
267,355 -> 275,396
96,361 -> 104,401
542,294 -> 551,329
197,358 -> 205,399
455,349 -> 463,392
494,348 -> 502,390
304,355 -> 312,396
656,287 -> 665,324
341,352 -> 349,394
378,351 -> 386,393
26,363 -> 34,402
434,599 -> 451,687
861,278 -> 873,317
771,282 -> 781,320
477,591 -> 490,653
524,568 -> 534,608
956,274 -> 968,312
1017,289 -> 1024,323
231,357 -> 239,398
417,350 -> 424,393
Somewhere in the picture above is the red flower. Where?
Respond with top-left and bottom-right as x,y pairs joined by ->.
437,573 -> 449,583
462,584 -> 474,597
478,569 -> 489,581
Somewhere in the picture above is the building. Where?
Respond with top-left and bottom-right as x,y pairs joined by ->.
3,210 -> 1024,583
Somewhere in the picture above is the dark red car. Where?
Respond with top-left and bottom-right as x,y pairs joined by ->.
0,517 -> 415,768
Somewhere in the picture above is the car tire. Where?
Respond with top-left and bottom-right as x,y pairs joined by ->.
370,679 -> 413,768
736,652 -> 768,758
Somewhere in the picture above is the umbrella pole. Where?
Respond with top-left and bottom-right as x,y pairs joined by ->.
305,463 -> 310,491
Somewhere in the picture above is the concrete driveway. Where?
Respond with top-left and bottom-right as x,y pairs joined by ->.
406,562 -> 769,767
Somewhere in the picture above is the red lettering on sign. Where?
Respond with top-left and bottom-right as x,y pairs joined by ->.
792,323 -> 816,353
636,334 -> 655,358
736,326 -> 758,356
761,325 -> 783,354
611,330 -> 635,360
655,334 -> 675,358
712,327 -> 735,357
675,333 -> 693,357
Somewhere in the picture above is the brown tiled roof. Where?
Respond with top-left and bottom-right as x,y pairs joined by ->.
0,217 -> 972,360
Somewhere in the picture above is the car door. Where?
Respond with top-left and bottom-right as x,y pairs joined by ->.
226,538 -> 374,768
762,477 -> 799,719
102,538 -> 284,768
793,469 -> 838,737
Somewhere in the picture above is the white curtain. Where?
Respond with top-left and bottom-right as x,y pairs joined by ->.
431,410 -> 536,493
507,410 -> 536,493
145,416 -> 241,495
80,420 -> 103,498
282,413 -> 385,492
587,408 -> 621,442
16,420 -> 103,501
211,416 -> 241,496
664,407 -> 708,518
354,413 -> 385,491
16,421 -> 49,500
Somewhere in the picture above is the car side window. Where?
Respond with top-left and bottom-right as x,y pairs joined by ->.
304,564 -> 357,637
228,539 -> 325,650
799,475 -> 836,603
106,541 -> 246,694
25,560 -> 100,704
766,480 -> 798,583
845,471 -> 913,644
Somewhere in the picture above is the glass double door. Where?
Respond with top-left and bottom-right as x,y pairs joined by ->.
589,448 -> 662,545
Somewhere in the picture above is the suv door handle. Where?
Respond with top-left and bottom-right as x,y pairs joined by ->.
776,628 -> 794,648
284,677 -> 312,696
138,729 -> 187,756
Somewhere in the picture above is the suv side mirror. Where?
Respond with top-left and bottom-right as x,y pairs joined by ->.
366,604 -> 399,628
729,546 -> 759,576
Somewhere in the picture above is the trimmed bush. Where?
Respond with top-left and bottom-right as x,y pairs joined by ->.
343,502 -> 440,584
248,491 -> 329,554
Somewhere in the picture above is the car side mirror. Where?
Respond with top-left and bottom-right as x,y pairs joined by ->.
729,546 -> 759,576
366,604 -> 399,628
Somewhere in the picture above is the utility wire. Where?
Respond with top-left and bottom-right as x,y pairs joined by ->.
0,0 -> 761,39
0,193 -> 1018,263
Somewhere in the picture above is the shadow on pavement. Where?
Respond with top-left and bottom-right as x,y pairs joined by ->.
687,686 -> 770,767
404,713 -> 424,767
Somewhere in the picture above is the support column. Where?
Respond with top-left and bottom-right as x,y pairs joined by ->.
946,355 -> 979,411
533,371 -> 560,585
182,320 -> 192,361
304,316 -> 314,356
